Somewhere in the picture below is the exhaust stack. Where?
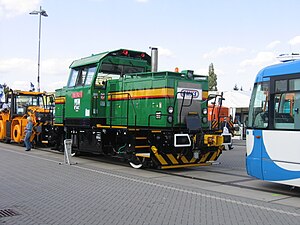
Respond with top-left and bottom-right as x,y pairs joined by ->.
150,47 -> 158,72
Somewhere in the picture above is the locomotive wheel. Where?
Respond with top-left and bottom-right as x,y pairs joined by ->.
129,156 -> 143,169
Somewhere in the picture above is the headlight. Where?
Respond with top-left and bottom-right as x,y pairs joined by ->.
167,115 -> 173,123
202,117 -> 208,123
167,106 -> 174,114
202,108 -> 208,115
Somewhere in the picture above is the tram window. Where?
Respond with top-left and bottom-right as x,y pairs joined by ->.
289,78 -> 300,91
274,93 -> 295,129
275,80 -> 287,92
249,83 -> 269,128
85,66 -> 97,86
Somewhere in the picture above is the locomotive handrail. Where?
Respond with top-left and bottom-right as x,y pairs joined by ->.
173,91 -> 194,126
208,92 -> 224,130
108,92 -> 137,128
147,92 -> 194,129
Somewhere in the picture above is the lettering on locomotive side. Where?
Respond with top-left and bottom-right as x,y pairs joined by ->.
72,91 -> 83,98
177,88 -> 202,100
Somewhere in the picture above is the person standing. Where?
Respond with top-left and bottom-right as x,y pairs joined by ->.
24,116 -> 33,151
221,117 -> 234,150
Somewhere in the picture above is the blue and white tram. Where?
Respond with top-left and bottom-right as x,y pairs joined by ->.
246,59 -> 300,187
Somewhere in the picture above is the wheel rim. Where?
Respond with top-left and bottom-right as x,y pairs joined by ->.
13,124 -> 21,143
129,161 -> 143,169
129,156 -> 143,169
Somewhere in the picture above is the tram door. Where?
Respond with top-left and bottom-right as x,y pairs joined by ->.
246,129 -> 264,179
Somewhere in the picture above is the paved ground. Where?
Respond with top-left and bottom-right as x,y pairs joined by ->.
1,142 -> 300,225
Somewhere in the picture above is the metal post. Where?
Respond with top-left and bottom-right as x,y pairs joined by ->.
30,6 -> 48,92
64,139 -> 72,165
37,6 -> 42,92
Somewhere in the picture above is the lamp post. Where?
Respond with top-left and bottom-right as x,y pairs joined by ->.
30,6 -> 48,92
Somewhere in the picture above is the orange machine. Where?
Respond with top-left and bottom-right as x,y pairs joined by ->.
0,90 -> 53,145
208,104 -> 229,122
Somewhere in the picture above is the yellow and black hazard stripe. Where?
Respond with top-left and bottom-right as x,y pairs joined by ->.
150,146 -> 222,169
34,121 -> 51,127
211,120 -> 234,130
31,121 -> 51,143
228,120 -> 234,128
211,120 -> 219,129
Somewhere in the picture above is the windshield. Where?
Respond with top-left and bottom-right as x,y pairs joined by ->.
15,95 -> 44,114
248,82 -> 269,128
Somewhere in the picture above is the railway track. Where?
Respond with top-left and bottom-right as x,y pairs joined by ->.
148,168 -> 300,198
64,150 -> 300,198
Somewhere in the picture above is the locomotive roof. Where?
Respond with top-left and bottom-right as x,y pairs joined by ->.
70,49 -> 151,68
255,59 -> 300,83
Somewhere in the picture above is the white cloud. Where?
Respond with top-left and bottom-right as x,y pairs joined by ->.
155,46 -> 173,57
266,40 -> 280,49
288,36 -> 300,46
195,67 -> 224,76
42,58 -> 72,75
240,51 -> 277,67
0,0 -> 41,19
237,68 -> 246,74
0,58 -> 34,73
203,46 -> 245,59
195,68 -> 208,76
0,57 -> 71,92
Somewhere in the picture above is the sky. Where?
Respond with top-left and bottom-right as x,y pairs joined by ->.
1,0 -> 300,92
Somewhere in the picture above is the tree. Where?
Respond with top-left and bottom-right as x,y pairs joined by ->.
233,84 -> 239,91
208,63 -> 217,91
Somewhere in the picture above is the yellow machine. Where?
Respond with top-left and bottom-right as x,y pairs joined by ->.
0,90 -> 53,145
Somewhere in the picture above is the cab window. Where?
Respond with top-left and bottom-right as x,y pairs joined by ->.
68,69 -> 79,87
68,65 -> 97,87
85,66 -> 97,85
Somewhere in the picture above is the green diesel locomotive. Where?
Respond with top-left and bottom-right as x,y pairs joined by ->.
52,48 -> 224,169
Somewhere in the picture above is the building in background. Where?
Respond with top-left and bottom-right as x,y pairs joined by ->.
209,90 -> 251,139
